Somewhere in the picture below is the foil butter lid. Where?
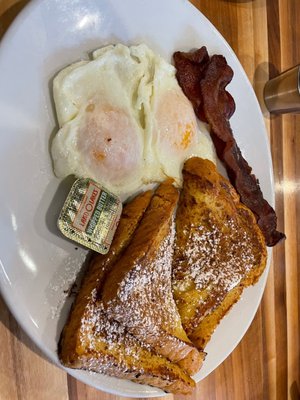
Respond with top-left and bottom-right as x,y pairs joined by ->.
58,178 -> 122,254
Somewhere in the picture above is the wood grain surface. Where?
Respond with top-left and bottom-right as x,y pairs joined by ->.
0,1 -> 299,399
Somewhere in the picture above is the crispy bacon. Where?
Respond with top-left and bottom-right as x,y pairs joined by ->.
174,47 -> 285,246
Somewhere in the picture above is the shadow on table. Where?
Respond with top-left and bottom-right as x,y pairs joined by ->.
290,381 -> 300,400
0,0 -> 30,40
253,61 -> 280,119
0,293 -> 57,367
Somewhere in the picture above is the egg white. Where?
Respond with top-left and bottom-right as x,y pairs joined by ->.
143,53 -> 215,185
51,44 -> 215,199
52,44 -> 151,196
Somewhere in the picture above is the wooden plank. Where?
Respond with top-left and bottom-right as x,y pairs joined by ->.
0,0 -> 30,39
279,1 -> 300,393
0,295 -> 68,400
279,2 -> 300,398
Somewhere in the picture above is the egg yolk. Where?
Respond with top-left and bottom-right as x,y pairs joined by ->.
179,123 -> 193,150
155,88 -> 197,154
77,104 -> 142,183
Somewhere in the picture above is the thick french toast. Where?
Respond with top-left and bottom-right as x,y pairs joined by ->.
101,180 -> 204,375
59,189 -> 195,394
59,190 -> 154,364
172,157 -> 267,350
61,301 -> 195,394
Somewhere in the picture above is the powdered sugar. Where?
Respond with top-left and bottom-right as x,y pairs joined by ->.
173,215 -> 260,316
46,249 -> 88,319
77,294 -> 154,373
104,218 -> 183,342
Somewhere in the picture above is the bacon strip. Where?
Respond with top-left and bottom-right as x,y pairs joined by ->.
174,47 -> 285,246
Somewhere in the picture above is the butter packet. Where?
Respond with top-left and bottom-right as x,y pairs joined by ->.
58,178 -> 122,254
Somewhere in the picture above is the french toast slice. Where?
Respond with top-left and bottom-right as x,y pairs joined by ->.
59,190 -> 154,364
101,180 -> 204,375
172,157 -> 267,350
61,301 -> 195,394
59,189 -> 195,394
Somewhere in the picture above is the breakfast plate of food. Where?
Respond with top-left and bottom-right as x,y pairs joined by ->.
0,0 -> 284,397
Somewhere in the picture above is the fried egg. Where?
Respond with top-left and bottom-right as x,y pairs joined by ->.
51,44 -> 215,199
143,53 -> 214,183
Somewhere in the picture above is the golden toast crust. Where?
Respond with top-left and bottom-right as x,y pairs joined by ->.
59,190 -> 154,363
172,157 -> 267,349
59,158 -> 267,392
101,181 -> 204,375
59,189 -> 196,394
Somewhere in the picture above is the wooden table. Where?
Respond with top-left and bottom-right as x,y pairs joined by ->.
0,1 -> 299,399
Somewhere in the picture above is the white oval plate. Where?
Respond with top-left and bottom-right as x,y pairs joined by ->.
0,0 -> 272,397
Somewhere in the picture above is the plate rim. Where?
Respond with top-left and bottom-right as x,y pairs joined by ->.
0,0 -> 273,397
